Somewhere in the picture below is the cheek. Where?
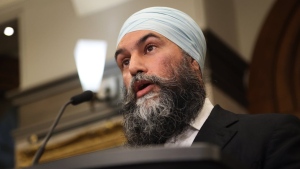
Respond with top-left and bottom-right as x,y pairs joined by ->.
158,56 -> 180,78
148,57 -> 170,77
122,73 -> 131,89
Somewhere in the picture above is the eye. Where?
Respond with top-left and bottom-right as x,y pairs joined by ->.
145,45 -> 156,54
122,59 -> 130,67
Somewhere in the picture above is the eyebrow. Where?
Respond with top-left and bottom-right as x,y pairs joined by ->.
115,33 -> 160,60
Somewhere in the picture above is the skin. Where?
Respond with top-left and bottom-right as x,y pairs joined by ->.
115,30 -> 201,99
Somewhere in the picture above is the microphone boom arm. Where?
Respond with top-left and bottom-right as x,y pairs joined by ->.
31,90 -> 94,165
32,100 -> 72,165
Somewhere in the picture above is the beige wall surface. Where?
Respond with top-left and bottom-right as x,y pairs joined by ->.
204,0 -> 275,62
202,0 -> 275,113
15,0 -> 204,89
1,0 -> 276,112
1,0 -> 275,89
233,0 -> 275,62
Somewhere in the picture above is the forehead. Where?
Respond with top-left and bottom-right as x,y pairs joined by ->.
117,30 -> 167,48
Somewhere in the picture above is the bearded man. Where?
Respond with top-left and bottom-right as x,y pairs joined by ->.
114,7 -> 300,169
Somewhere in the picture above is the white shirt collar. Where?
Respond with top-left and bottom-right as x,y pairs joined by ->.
190,98 -> 214,130
164,98 -> 214,147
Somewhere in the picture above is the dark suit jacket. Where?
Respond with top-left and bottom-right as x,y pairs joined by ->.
193,105 -> 300,169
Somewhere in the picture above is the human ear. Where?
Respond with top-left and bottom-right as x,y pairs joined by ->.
191,58 -> 200,71
190,58 -> 204,80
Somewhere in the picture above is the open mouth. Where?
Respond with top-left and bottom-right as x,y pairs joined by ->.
138,82 -> 150,90
134,80 -> 154,98
135,80 -> 151,92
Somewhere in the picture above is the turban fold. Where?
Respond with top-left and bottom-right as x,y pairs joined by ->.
117,7 -> 206,72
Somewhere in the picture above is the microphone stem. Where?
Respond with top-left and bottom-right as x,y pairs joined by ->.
32,100 -> 72,165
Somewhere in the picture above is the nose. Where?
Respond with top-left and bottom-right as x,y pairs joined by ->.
128,54 -> 147,76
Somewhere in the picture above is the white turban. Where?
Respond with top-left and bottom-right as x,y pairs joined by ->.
117,7 -> 207,73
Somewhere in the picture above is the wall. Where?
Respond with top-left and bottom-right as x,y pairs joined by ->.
203,0 -> 275,113
234,0 -> 275,62
204,0 -> 275,62
2,0 -> 276,113
18,0 -> 205,89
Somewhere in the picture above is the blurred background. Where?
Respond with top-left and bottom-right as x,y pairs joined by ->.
0,0 -> 299,168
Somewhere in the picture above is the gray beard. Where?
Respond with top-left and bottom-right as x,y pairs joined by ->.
121,57 -> 206,147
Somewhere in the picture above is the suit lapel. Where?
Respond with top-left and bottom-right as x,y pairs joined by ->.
193,105 -> 239,149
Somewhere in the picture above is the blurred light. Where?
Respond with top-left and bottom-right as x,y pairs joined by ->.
4,27 -> 14,36
74,39 -> 107,92
71,0 -> 133,17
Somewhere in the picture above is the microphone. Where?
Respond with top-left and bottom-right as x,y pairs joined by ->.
71,90 -> 94,105
32,90 -> 94,165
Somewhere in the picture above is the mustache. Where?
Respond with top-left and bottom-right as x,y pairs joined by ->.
125,73 -> 176,99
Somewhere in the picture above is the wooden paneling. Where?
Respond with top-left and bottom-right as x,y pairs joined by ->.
16,118 -> 125,168
249,0 -> 300,117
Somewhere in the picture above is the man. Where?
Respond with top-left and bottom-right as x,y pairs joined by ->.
114,7 -> 300,169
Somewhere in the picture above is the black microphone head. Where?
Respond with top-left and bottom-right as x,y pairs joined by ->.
70,90 -> 94,105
